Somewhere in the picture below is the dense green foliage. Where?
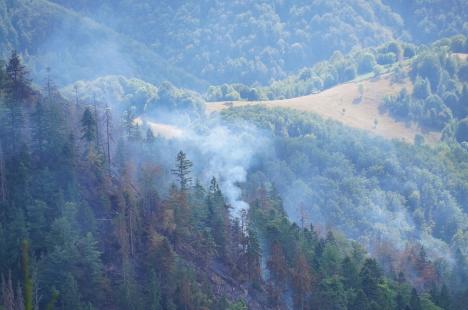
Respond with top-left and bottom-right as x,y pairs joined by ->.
382,36 -> 468,134
1,54 -> 466,309
205,40 -> 415,101
383,0 -> 467,43
1,1 -> 467,309
62,75 -> 205,117
250,198 -> 448,310
222,105 -> 468,293
49,0 -> 404,85
0,0 -> 206,89
48,0 -> 467,85
1,0 -> 466,87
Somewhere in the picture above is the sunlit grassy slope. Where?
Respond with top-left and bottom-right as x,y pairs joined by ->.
207,73 -> 441,144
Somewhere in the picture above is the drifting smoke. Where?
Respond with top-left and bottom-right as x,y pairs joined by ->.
143,114 -> 271,219
190,124 -> 269,218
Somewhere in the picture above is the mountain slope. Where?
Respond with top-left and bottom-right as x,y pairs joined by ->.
383,0 -> 468,42
0,0 -> 207,89
207,72 -> 440,143
48,0 -> 467,86
48,0 -> 405,85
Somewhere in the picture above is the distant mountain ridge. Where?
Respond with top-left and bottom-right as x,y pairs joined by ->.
0,0 -> 208,90
49,0 -> 467,85
2,0 -> 466,89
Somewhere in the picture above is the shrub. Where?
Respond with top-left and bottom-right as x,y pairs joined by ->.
377,53 -> 397,65
413,76 -> 431,100
456,118 -> 468,143
358,53 -> 377,74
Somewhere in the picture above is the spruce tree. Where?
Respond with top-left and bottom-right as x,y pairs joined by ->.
4,51 -> 31,154
350,289 -> 370,310
5,51 -> 31,103
359,258 -> 381,302
292,253 -> 311,310
146,128 -> 155,144
267,242 -> 288,290
171,151 -> 193,191
246,229 -> 262,285
81,107 -> 97,143
21,240 -> 33,310
437,284 -> 451,310
409,288 -> 421,310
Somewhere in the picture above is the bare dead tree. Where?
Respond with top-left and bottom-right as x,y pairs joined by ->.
0,143 -> 7,202
105,102 -> 112,171
93,94 -> 100,152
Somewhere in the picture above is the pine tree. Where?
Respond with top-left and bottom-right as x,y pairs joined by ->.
148,270 -> 162,310
5,51 -> 31,103
16,283 -> 24,310
146,128 -> 155,144
359,258 -> 381,302
395,292 -> 406,310
209,177 -> 220,195
341,256 -> 359,289
93,94 -> 100,151
267,242 -> 288,290
291,253 -> 311,310
436,284 -> 451,310
0,142 -> 7,202
61,273 -> 82,310
31,100 -> 50,161
21,240 -> 33,310
4,51 -> 31,154
206,180 -> 228,259
104,103 -> 112,170
1,272 -> 16,310
409,288 -> 421,310
246,229 -> 262,285
350,289 -> 370,310
81,107 -> 97,143
171,151 -> 193,191
122,106 -> 139,140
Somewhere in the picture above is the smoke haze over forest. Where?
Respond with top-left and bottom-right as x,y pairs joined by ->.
0,1 -> 467,309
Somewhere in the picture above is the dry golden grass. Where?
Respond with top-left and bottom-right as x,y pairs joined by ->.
454,53 -> 468,62
134,117 -> 184,138
206,73 -> 441,144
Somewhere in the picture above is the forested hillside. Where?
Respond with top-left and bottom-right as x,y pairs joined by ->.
48,0 -> 467,85
382,37 -> 468,137
206,35 -> 468,144
1,0 -> 467,86
0,1 -> 467,309
2,53 -> 465,309
383,0 -> 467,42
0,0 -> 206,89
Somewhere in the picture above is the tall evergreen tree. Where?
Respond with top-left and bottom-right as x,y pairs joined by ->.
5,51 -> 31,103
267,242 -> 288,291
350,289 -> 370,310
81,107 -> 97,144
146,128 -> 155,144
291,253 -> 312,310
409,288 -> 421,310
21,240 -> 32,310
171,151 -> 193,191
4,51 -> 31,153
359,258 -> 381,302
245,229 -> 262,285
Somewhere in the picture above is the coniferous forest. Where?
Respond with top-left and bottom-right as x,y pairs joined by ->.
0,1 -> 468,310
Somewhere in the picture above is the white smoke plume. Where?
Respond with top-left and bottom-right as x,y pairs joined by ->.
189,124 -> 265,219
144,114 -> 271,219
